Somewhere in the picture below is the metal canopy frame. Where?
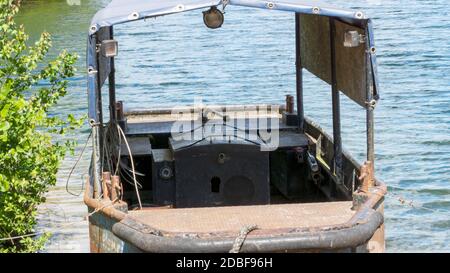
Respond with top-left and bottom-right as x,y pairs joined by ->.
86,0 -> 380,190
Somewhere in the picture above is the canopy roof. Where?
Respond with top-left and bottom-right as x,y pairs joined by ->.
86,0 -> 379,122
89,0 -> 369,34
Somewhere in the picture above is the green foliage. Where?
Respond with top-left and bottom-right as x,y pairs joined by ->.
0,0 -> 82,252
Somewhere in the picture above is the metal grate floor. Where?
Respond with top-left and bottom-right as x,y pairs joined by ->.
129,201 -> 354,233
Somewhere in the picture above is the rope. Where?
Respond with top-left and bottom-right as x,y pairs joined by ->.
114,123 -> 122,176
389,191 -> 448,213
0,232 -> 43,242
85,197 -> 119,218
363,187 -> 449,214
229,225 -> 258,253
101,125 -> 112,174
65,131 -> 91,197
117,124 -> 142,210
101,121 -> 143,189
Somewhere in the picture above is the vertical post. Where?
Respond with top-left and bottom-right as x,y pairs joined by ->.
367,107 -> 375,163
295,13 -> 304,133
95,36 -> 104,131
111,175 -> 120,201
92,33 -> 102,198
95,34 -> 104,169
329,18 -> 343,182
285,95 -> 294,113
102,172 -> 111,200
109,27 -> 117,124
365,27 -> 375,170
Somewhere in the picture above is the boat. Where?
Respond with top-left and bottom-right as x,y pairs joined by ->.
84,0 -> 386,253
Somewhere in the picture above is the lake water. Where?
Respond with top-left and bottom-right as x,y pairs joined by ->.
17,0 -> 450,252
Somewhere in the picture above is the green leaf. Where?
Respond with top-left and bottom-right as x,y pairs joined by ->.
0,174 -> 9,192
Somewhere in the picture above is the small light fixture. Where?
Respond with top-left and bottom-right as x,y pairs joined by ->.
343,31 -> 365,48
101,40 -> 119,57
203,6 -> 224,29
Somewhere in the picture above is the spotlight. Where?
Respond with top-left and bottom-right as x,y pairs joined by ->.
203,6 -> 224,29
101,40 -> 118,57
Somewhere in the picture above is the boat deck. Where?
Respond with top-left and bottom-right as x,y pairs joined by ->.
128,201 -> 354,234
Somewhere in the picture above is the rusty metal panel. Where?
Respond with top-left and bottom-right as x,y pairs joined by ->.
299,14 -> 331,85
367,204 -> 385,253
299,14 -> 368,107
334,20 -> 367,107
88,212 -> 125,253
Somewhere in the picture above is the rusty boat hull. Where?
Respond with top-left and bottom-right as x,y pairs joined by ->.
85,118 -> 386,253
84,0 -> 387,253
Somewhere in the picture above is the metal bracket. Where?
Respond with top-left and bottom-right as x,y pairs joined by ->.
358,161 -> 375,192
316,134 -> 323,159
365,99 -> 377,110
89,119 -> 101,127
222,0 -> 229,11
88,66 -> 98,75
